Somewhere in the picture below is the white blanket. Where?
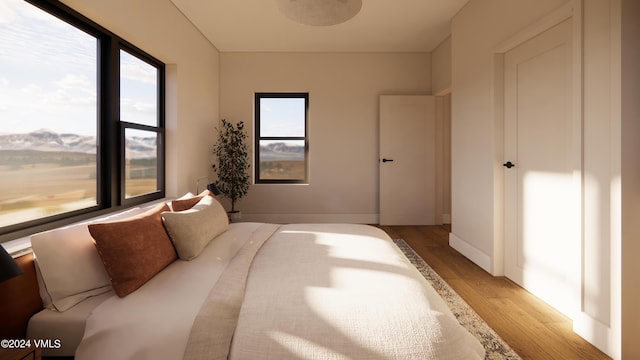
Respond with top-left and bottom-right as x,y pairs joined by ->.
76,223 -> 485,360
230,224 -> 484,359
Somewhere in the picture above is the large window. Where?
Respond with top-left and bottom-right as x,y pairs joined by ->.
255,93 -> 308,184
0,0 -> 164,239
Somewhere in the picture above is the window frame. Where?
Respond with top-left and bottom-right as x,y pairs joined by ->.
254,92 -> 309,184
118,45 -> 166,206
0,0 -> 165,242
120,122 -> 166,205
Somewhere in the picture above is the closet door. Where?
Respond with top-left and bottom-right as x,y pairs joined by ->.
504,18 -> 580,317
379,95 -> 436,225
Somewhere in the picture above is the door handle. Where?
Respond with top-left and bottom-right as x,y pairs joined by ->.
382,158 -> 394,163
503,161 -> 515,169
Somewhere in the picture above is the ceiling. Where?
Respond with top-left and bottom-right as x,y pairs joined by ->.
169,0 -> 470,53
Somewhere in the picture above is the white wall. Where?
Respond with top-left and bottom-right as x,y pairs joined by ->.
576,0 -> 618,354
60,0 -> 220,197
219,52 -> 431,223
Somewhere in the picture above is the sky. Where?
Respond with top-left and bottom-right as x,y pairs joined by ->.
0,0 -> 157,136
259,97 -> 306,138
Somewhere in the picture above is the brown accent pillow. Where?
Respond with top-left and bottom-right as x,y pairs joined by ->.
170,190 -> 212,212
89,203 -> 177,297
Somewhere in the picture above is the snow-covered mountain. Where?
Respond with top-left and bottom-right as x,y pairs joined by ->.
0,130 -> 303,161
0,129 -> 156,159
259,142 -> 305,161
0,129 -> 96,153
124,135 -> 157,159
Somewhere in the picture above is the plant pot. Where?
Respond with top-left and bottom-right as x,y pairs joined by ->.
228,211 -> 242,223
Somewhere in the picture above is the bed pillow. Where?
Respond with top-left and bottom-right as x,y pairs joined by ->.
161,195 -> 229,260
170,190 -> 211,212
166,192 -> 194,211
89,203 -> 177,297
30,207 -> 145,311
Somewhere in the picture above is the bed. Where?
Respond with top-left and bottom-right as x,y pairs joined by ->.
26,192 -> 485,359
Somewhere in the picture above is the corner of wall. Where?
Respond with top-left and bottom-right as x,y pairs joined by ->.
449,232 -> 493,274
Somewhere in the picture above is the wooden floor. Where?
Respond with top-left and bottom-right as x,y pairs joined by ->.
378,225 -> 611,360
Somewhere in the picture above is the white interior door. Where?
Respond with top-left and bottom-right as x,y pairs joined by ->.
379,95 -> 436,225
504,18 -> 580,317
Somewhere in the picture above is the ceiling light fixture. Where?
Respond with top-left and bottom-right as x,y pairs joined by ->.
276,0 -> 363,26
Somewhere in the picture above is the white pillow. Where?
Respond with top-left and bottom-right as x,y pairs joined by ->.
161,195 -> 229,260
31,207 -> 145,311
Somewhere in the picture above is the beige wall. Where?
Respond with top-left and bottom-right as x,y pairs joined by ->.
431,36 -> 452,95
436,94 -> 452,223
219,52 -> 431,222
431,38 -> 453,224
620,0 -> 640,357
61,0 -> 220,197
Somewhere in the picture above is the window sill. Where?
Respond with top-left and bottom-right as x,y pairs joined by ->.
1,198 -> 170,258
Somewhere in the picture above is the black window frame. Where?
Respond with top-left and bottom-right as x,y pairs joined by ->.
0,0 -> 165,242
254,92 -> 309,184
118,45 -> 166,206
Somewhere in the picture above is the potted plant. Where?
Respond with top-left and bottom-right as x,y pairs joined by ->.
212,119 -> 250,221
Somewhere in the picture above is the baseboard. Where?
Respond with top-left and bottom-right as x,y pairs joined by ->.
442,213 -> 451,224
573,312 -> 618,359
241,213 -> 380,224
449,232 -> 492,273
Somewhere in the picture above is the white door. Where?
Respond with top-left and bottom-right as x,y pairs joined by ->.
504,19 -> 580,317
379,95 -> 436,225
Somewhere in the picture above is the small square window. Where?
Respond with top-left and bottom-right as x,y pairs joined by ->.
255,93 -> 308,183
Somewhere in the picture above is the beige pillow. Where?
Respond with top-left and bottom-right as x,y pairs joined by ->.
30,207 -> 145,311
161,195 -> 229,260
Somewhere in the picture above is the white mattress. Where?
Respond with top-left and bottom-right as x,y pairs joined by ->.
26,291 -> 113,357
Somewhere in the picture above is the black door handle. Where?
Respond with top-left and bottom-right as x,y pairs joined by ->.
382,158 -> 394,163
503,161 -> 515,169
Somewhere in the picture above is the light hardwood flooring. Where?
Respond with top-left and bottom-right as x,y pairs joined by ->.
378,225 -> 611,360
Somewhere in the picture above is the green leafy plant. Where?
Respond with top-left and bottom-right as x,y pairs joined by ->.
212,119 -> 250,213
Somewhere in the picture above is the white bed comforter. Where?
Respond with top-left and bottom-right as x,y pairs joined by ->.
76,223 -> 485,360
